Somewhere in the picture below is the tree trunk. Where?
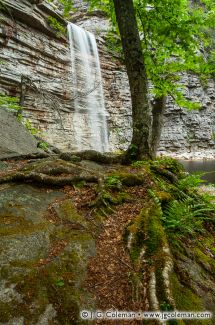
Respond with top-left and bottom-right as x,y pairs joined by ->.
113,0 -> 151,161
151,96 -> 167,158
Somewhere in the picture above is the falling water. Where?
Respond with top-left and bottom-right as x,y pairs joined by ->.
67,22 -> 109,152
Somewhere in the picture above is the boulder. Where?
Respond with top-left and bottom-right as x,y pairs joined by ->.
0,109 -> 39,159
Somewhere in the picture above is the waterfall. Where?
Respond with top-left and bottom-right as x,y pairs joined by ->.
67,22 -> 109,152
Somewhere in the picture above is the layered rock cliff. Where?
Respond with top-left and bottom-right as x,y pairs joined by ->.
0,0 -> 214,158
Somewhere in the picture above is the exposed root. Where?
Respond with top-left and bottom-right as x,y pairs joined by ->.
125,201 -> 176,314
151,165 -> 178,183
0,171 -> 98,186
162,245 -> 175,308
60,150 -> 123,164
149,272 -> 160,311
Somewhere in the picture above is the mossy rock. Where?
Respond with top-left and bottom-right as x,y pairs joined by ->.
155,191 -> 172,202
0,184 -> 96,324
108,172 -> 145,187
171,273 -> 213,325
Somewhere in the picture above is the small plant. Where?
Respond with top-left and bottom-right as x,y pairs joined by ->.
131,160 -> 149,168
148,189 -> 162,207
38,141 -> 49,151
177,172 -> 205,191
105,176 -> 122,189
0,94 -> 21,111
24,119 -> 40,136
47,16 -> 66,37
105,30 -> 124,58
73,180 -> 86,189
55,279 -> 65,287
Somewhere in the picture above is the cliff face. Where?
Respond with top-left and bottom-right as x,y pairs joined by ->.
0,0 -> 214,157
0,0 -> 74,149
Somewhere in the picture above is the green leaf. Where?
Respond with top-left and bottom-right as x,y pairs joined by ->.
55,279 -> 65,287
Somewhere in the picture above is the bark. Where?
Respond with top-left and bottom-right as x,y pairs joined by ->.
151,96 -> 167,157
113,0 -> 151,161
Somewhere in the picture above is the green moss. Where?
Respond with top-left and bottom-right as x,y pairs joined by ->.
54,199 -> 86,225
127,213 -> 145,262
98,190 -> 134,207
108,172 -> 145,187
198,236 -> 215,256
151,157 -> 184,174
74,180 -> 87,188
14,266 -> 80,324
10,231 -> 94,324
115,192 -> 134,203
155,191 -> 172,202
0,217 -> 49,236
171,273 -> 213,325
0,197 -> 95,323
126,202 -> 168,267
0,302 -> 14,322
194,248 -> 215,273
155,267 -> 173,311
105,175 -> 122,189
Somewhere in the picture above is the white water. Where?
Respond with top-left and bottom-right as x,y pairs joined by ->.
67,22 -> 109,152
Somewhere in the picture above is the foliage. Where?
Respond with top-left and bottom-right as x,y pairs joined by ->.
55,279 -> 65,287
37,141 -> 49,151
136,0 -> 215,104
23,119 -> 39,135
150,157 -> 184,174
0,94 -> 21,112
105,175 -> 122,189
150,169 -> 215,239
132,157 -> 183,175
87,0 -> 215,109
105,30 -> 123,58
161,197 -> 213,238
47,16 -> 66,36
177,172 -> 205,190
47,0 -> 74,18
131,160 -> 149,168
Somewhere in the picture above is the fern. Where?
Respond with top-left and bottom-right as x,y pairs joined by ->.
148,189 -> 161,207
162,197 -> 214,238
177,172 -> 205,191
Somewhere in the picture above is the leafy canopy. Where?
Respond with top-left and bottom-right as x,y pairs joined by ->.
87,0 -> 215,109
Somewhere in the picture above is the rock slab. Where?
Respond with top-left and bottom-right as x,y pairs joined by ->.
0,109 -> 39,159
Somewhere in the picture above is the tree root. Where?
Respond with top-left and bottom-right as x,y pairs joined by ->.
0,171 -> 98,186
125,202 -> 176,312
151,166 -> 178,183
60,150 -> 123,165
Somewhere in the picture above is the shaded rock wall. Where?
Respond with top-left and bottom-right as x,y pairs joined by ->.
159,76 -> 215,158
0,0 -> 214,157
